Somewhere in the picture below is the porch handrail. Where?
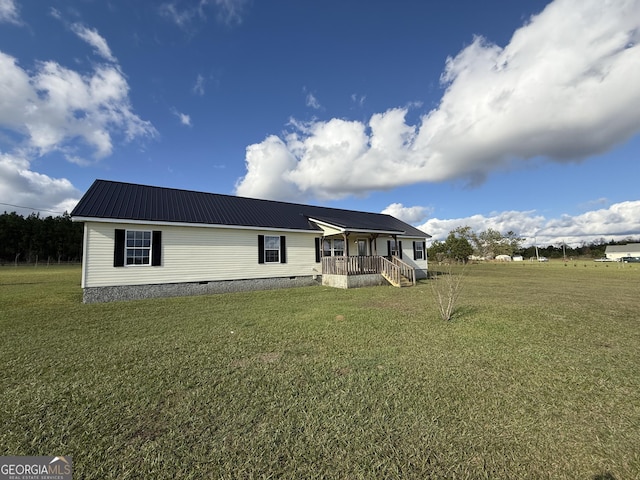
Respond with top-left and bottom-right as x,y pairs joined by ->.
379,256 -> 401,286
391,256 -> 416,285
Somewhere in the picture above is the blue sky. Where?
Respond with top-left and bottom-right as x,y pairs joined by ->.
1,0 -> 639,246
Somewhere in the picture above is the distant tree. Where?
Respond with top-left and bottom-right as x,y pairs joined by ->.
432,229 -> 639,262
468,228 -> 524,259
0,211 -> 83,264
475,228 -> 503,259
452,226 -> 476,245
0,212 -> 23,263
428,240 -> 448,263
443,231 -> 474,263
504,231 -> 524,255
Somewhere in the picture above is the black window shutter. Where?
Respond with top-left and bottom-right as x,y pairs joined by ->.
314,238 -> 321,263
114,229 -> 125,267
399,241 -> 403,259
413,241 -> 418,260
387,240 -> 392,256
152,231 -> 162,266
258,235 -> 265,264
280,236 -> 287,263
423,242 -> 427,259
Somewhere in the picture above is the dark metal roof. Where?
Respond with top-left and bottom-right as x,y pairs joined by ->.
71,180 -> 430,238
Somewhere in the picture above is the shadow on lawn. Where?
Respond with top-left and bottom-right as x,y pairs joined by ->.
592,472 -> 617,480
452,305 -> 480,319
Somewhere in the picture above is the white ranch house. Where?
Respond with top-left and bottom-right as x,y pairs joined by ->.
71,180 -> 431,303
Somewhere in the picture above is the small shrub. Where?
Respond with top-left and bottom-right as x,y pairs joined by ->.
430,264 -> 466,321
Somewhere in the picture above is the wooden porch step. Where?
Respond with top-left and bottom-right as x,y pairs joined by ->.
382,272 -> 414,288
399,276 -> 413,287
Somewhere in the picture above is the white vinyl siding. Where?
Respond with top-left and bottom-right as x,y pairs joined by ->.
82,222 -> 321,288
373,236 -> 428,272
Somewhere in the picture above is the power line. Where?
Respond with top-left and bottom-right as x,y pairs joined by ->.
0,202 -> 66,215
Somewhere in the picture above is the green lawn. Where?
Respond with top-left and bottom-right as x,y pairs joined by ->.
1,262 -> 639,479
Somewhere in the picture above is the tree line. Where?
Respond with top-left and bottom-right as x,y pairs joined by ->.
428,225 -> 639,262
0,212 -> 83,265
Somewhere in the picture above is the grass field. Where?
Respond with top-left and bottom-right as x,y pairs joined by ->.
1,262 -> 639,479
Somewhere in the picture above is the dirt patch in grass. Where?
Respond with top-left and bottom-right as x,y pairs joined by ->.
230,352 -> 282,368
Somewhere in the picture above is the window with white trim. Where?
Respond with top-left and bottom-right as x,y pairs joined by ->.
390,240 -> 399,256
323,239 -> 332,257
321,239 -> 345,257
264,235 -> 281,263
414,242 -> 424,260
126,230 -> 151,265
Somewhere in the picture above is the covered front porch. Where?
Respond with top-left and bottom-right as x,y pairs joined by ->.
308,215 -> 427,289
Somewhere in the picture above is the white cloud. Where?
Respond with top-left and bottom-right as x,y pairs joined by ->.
235,135 -> 303,201
193,74 -> 205,95
0,0 -> 20,25
0,152 -> 80,215
214,0 -> 248,25
381,203 -> 431,224
306,93 -> 321,109
351,93 -> 366,107
159,2 -> 198,29
236,0 -> 640,201
418,201 -> 640,247
172,108 -> 192,126
71,24 -> 117,62
283,116 -> 371,199
543,201 -> 640,244
160,0 -> 248,29
49,7 -> 61,20
0,14 -> 156,215
179,113 -> 191,126
0,51 -> 156,161
419,210 -> 545,245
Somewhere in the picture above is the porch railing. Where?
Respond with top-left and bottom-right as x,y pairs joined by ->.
379,256 -> 400,286
321,255 -> 381,275
391,256 -> 416,286
321,255 -> 416,286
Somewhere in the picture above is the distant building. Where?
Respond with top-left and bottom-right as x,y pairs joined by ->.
604,243 -> 640,261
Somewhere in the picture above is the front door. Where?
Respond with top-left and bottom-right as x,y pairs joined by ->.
357,239 -> 367,256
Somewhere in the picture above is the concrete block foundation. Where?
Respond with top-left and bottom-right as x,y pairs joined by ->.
83,275 -> 321,303
321,273 -> 387,289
